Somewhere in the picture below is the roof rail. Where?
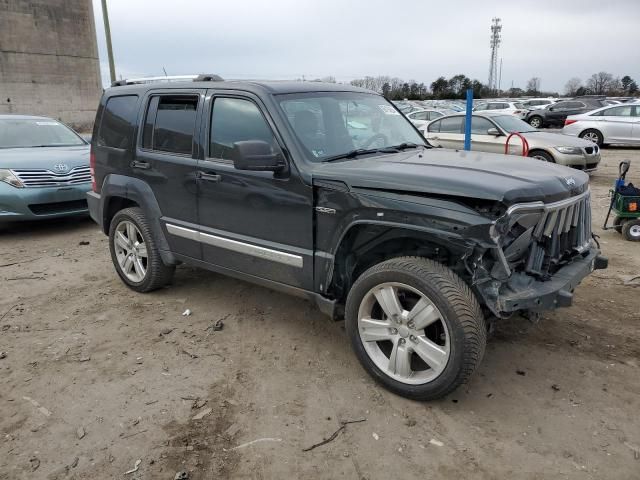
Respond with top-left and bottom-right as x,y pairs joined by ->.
111,74 -> 224,87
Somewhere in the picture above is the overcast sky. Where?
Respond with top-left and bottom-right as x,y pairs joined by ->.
92,0 -> 640,93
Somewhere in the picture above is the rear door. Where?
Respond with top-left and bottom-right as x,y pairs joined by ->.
632,106 -> 640,144
133,90 -> 205,258
598,105 -> 634,142
425,117 -> 463,149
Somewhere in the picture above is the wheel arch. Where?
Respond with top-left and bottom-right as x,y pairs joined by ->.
100,174 -> 177,265
325,222 -> 476,304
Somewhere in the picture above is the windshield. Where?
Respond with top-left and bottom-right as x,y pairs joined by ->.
0,118 -> 86,148
491,115 -> 537,133
277,92 -> 426,162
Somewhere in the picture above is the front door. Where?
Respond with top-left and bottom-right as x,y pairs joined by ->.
134,91 -> 204,258
193,92 -> 314,290
600,105 -> 634,142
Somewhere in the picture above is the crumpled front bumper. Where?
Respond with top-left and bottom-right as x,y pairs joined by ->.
480,247 -> 608,315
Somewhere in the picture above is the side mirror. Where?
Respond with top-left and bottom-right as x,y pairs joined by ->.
487,128 -> 501,136
232,140 -> 284,172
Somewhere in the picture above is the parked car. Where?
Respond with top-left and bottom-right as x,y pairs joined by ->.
521,98 -> 555,110
473,101 -> 528,119
525,97 -> 607,128
421,113 -> 600,171
0,115 -> 91,222
87,78 -> 606,400
562,103 -> 640,146
405,109 -> 454,129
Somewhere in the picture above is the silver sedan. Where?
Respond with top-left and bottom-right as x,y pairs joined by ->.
421,113 -> 601,171
562,103 -> 640,147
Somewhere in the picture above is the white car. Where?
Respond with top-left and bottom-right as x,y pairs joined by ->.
521,98 -> 556,110
473,101 -> 529,119
562,103 -> 640,146
405,109 -> 454,129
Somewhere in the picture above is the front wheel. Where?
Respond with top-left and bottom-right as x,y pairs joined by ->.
345,257 -> 486,400
528,150 -> 555,163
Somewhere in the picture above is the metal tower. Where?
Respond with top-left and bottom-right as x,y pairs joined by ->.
488,18 -> 502,92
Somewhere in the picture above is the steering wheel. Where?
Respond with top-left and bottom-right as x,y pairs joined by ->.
361,133 -> 388,149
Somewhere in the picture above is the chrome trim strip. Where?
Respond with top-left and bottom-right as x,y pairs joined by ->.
504,189 -> 590,217
165,223 -> 303,268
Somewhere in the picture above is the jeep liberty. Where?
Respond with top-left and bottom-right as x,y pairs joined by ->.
87,77 -> 607,400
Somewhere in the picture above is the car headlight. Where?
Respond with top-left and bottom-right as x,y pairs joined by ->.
0,169 -> 25,188
555,146 -> 582,155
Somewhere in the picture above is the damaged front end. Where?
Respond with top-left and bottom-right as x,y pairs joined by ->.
470,189 -> 608,317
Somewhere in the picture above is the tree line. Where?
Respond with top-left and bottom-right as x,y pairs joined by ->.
344,72 -> 638,100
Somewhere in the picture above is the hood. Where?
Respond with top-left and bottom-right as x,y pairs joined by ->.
0,145 -> 90,170
311,148 -> 589,205
521,130 -> 595,148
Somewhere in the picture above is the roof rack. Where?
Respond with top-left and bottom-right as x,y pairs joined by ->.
111,74 -> 224,87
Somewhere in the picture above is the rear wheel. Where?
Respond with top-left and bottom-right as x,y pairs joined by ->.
528,150 -> 555,163
622,219 -> 640,242
345,257 -> 486,400
579,129 -> 604,147
528,116 -> 543,128
109,207 -> 175,292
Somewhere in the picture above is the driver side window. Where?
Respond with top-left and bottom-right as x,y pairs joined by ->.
209,97 -> 279,162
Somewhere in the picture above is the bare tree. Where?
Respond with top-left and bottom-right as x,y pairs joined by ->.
564,77 -> 582,96
526,77 -> 541,94
586,72 -> 614,95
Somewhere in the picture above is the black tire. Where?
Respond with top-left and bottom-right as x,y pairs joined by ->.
528,150 -> 555,163
613,216 -> 625,234
579,129 -> 604,147
345,257 -> 486,401
528,116 -> 543,128
622,219 -> 640,242
109,207 -> 175,292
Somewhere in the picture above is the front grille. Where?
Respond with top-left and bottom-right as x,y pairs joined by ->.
28,199 -> 88,215
12,166 -> 91,188
508,191 -> 592,277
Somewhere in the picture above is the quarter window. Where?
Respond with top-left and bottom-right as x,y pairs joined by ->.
98,95 -> 138,149
142,95 -> 198,155
210,97 -> 279,161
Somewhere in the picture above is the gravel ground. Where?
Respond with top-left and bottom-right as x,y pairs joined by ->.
1,148 -> 639,480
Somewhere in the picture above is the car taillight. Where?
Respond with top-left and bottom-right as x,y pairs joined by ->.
90,147 -> 97,192
564,119 -> 578,126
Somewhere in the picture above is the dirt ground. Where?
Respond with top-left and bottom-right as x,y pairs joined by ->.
1,148 -> 639,480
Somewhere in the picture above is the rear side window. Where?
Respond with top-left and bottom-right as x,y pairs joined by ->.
209,97 -> 278,161
438,117 -> 463,133
603,106 -> 633,117
142,95 -> 198,155
98,95 -> 138,149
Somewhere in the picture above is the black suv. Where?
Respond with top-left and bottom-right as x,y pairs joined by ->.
525,96 -> 607,128
87,78 -> 607,400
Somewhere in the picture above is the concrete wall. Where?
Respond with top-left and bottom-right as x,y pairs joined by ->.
0,0 -> 103,131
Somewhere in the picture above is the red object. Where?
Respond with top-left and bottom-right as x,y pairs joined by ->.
564,119 -> 578,126
90,147 -> 97,192
505,132 -> 529,157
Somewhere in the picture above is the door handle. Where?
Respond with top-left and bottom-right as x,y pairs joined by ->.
131,160 -> 150,170
197,171 -> 221,183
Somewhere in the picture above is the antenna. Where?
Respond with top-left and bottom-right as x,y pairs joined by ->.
488,17 -> 502,93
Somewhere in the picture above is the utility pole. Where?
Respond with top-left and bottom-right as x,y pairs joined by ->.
101,0 -> 116,84
498,58 -> 503,94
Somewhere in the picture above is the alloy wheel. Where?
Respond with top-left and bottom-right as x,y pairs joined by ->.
357,282 -> 450,385
114,220 -> 148,282
582,132 -> 599,144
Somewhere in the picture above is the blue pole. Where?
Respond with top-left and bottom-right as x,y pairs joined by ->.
464,88 -> 473,151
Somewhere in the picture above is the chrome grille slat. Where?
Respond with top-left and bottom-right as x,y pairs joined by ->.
11,167 -> 91,188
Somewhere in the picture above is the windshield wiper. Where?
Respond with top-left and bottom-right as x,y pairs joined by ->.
322,148 -> 385,163
388,142 -> 421,150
